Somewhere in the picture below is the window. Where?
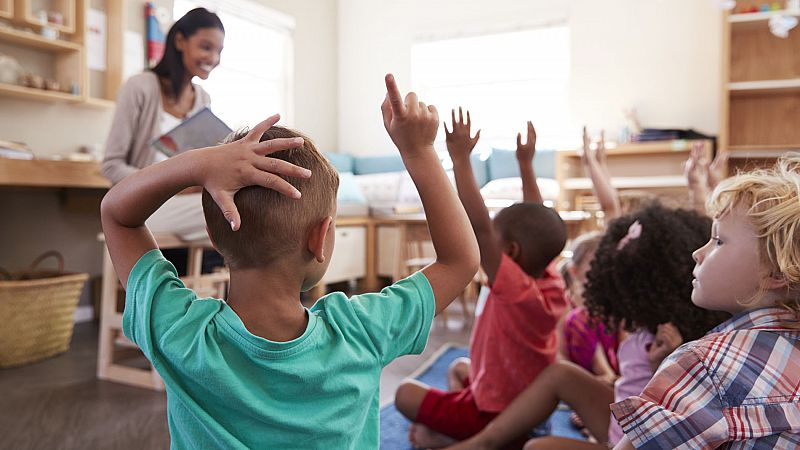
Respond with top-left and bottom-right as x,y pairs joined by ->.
411,26 -> 572,157
174,0 -> 294,130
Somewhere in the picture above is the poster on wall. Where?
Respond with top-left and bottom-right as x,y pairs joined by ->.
87,9 -> 107,71
146,2 -> 166,68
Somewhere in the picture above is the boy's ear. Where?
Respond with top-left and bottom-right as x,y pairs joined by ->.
308,216 -> 334,263
763,272 -> 789,290
504,241 -> 521,261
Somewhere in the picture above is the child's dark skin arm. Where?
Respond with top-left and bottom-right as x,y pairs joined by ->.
444,108 -> 503,283
381,77 -> 480,316
100,115 -> 310,287
516,121 -> 543,204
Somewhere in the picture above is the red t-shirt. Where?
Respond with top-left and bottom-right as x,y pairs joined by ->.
468,254 -> 567,412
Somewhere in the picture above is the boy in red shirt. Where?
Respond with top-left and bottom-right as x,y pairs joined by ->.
395,110 -> 568,448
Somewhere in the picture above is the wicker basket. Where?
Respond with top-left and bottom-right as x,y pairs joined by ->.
0,251 -> 88,368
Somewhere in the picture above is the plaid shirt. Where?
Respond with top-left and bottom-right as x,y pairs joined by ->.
610,307 -> 800,449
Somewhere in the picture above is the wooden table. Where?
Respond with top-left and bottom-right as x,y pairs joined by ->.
0,158 -> 110,189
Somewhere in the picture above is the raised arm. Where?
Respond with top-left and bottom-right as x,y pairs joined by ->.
444,108 -> 503,283
381,76 -> 480,315
684,142 -> 712,215
516,121 -> 543,204
581,127 -> 621,219
101,114 -> 309,287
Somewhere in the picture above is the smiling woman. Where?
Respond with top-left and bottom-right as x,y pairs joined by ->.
100,8 -> 225,246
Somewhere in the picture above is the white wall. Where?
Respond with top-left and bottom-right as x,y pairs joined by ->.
252,0 -> 338,151
337,0 -> 722,155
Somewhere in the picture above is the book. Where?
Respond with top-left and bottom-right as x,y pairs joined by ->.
153,107 -> 233,157
0,139 -> 34,160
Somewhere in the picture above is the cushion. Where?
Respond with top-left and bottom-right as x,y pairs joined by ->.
479,176 -> 560,203
336,172 -> 367,204
353,154 -> 406,175
488,148 -> 556,181
325,152 -> 354,173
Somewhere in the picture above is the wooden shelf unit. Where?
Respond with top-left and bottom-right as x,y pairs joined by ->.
0,0 -> 13,19
0,0 -> 122,106
14,0 -> 76,34
720,1 -> 800,173
555,140 -> 713,212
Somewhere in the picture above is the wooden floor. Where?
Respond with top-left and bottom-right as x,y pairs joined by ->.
0,309 -> 471,449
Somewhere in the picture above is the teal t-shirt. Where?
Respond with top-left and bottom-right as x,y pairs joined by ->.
122,250 -> 435,449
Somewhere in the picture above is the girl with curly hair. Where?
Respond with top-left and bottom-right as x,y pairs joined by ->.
612,155 -> 800,450
443,204 -> 728,450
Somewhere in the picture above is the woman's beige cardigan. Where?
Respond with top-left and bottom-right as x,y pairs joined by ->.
101,71 -> 210,184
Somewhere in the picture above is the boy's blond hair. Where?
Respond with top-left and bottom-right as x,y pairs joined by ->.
202,126 -> 339,269
706,153 -> 800,313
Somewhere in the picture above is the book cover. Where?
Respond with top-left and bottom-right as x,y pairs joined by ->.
153,107 -> 233,157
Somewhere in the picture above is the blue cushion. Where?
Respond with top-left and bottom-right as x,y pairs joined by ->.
324,152 -> 354,173
336,172 -> 367,204
488,148 -> 556,181
352,154 -> 406,175
470,152 -> 489,187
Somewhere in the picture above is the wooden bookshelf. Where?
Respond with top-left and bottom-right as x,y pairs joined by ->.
0,0 -> 13,19
0,0 -> 122,106
15,0 -> 76,34
720,1 -> 800,173
555,140 -> 712,212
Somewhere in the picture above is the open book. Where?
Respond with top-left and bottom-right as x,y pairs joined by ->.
153,107 -> 233,157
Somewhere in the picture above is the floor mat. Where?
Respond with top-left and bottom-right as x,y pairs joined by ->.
380,344 -> 586,449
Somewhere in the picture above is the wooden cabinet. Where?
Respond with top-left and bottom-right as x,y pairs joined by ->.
720,1 -> 800,172
555,140 -> 713,213
0,0 -> 122,106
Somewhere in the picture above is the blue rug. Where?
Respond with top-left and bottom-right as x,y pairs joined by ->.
380,344 -> 585,449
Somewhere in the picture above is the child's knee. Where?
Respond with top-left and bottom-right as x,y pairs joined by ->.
395,380 -> 429,420
447,357 -> 470,376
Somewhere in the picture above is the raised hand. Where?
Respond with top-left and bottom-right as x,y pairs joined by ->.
596,129 -> 607,167
515,121 -> 536,163
648,322 -> 683,371
444,107 -> 480,161
380,74 -> 439,159
683,141 -> 710,189
200,114 -> 311,231
707,150 -> 729,190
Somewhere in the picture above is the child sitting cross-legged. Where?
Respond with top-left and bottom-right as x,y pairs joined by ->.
100,74 -> 480,449
394,110 -> 569,449
612,154 -> 800,450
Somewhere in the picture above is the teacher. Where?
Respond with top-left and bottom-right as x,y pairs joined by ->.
102,7 -> 224,242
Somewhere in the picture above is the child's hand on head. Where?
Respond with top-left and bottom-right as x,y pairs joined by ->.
198,114 -> 311,231
648,322 -> 683,369
515,121 -> 536,163
381,74 -> 439,159
444,107 -> 480,161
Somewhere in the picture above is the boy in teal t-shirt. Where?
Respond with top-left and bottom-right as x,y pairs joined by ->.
101,74 -> 479,449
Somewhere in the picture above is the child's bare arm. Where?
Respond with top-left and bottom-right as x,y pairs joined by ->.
648,322 -> 683,373
707,149 -> 729,191
684,142 -> 712,215
581,127 -> 621,219
381,76 -> 480,315
444,108 -> 503,283
101,115 -> 309,287
516,121 -> 543,204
